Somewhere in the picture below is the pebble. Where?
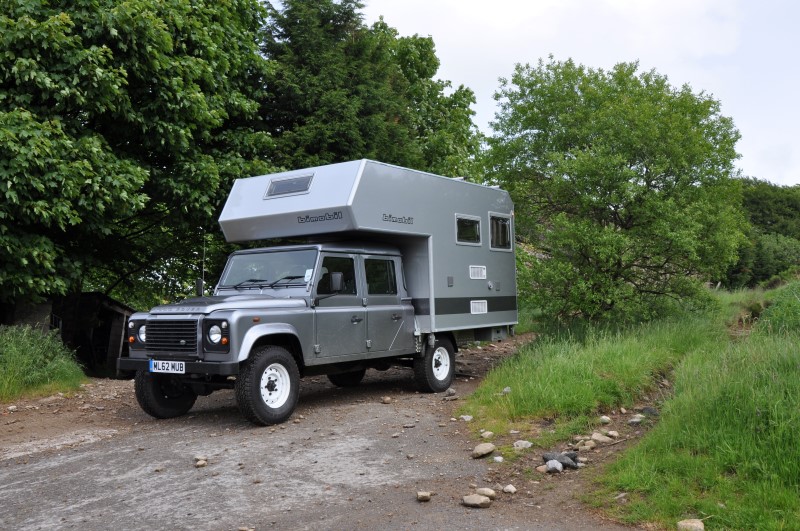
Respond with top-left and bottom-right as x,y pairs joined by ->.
480,431 -> 494,439
503,484 -> 517,494
608,430 -> 619,438
381,396 -> 392,404
493,456 -> 504,463
7,405 -> 17,412
513,440 -> 533,449
501,386 -> 512,394
620,407 -> 627,414
471,443 -> 496,458
677,519 -> 705,531
445,388 -> 456,396
545,460 -> 563,473
535,465 -> 548,473
195,460 -> 208,468
599,415 -> 611,424
417,491 -> 432,502
628,414 -> 645,426
591,432 -> 614,444
459,415 -> 473,422
462,494 -> 491,508
476,487 -> 496,499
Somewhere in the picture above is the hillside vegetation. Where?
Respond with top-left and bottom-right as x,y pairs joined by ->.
464,283 -> 800,528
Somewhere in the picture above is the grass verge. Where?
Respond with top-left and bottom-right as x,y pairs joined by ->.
462,283 -> 800,528
0,325 -> 86,402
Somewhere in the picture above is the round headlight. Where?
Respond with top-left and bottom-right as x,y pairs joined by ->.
137,325 -> 146,343
208,324 -> 222,344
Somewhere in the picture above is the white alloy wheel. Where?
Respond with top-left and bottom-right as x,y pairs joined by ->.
260,362 -> 291,408
431,346 -> 451,381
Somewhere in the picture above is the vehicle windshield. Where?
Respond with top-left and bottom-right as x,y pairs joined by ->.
218,249 -> 318,289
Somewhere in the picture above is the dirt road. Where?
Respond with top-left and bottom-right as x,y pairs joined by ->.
1,338 -> 632,530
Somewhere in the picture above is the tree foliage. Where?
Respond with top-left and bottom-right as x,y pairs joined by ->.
488,58 -> 746,320
725,179 -> 800,288
262,0 -> 481,177
1,0 -> 275,309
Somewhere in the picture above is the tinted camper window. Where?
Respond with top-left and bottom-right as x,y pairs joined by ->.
456,215 -> 481,245
490,214 -> 512,250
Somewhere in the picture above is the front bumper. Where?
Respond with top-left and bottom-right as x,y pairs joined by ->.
117,358 -> 240,376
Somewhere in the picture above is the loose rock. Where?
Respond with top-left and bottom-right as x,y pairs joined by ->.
545,460 -> 563,473
471,443 -> 496,458
677,519 -> 704,531
462,494 -> 491,508
501,386 -> 512,395
195,460 -> 208,468
513,440 -> 533,450
591,432 -> 614,444
417,491 -> 432,502
380,396 -> 392,404
476,487 -> 496,499
493,456 -> 504,463
480,431 -> 494,439
607,430 -> 620,438
503,484 -> 517,494
445,388 -> 456,397
628,414 -> 645,426
599,415 -> 611,424
460,415 -> 473,422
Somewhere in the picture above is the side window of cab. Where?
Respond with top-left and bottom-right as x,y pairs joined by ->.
316,256 -> 357,295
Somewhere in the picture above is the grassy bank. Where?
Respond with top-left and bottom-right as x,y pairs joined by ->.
462,283 -> 800,528
0,325 -> 86,401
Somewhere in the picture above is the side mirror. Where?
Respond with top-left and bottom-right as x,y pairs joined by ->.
330,272 -> 343,293
195,278 -> 205,297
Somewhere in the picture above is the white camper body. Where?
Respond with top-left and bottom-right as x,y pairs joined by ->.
219,159 -> 517,339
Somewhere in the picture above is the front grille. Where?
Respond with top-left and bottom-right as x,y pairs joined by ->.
145,319 -> 199,354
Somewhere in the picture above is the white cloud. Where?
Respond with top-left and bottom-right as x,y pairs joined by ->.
362,0 -> 800,185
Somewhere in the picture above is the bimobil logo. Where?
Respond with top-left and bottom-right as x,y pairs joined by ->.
297,211 -> 343,223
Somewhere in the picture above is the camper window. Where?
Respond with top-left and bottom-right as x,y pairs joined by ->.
456,215 -> 481,245
490,213 -> 512,251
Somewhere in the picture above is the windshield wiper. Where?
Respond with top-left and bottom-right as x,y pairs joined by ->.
231,278 -> 270,289
268,275 -> 305,288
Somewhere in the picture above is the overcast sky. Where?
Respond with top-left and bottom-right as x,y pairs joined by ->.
362,0 -> 799,186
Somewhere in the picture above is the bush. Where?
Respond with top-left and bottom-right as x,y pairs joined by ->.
755,281 -> 800,334
0,325 -> 86,401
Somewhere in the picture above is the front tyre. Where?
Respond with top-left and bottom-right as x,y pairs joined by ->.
134,371 -> 198,419
413,336 -> 455,393
236,345 -> 300,426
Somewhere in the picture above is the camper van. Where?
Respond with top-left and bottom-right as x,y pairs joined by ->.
119,160 -> 517,425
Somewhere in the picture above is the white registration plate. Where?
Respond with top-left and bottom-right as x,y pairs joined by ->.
149,360 -> 185,374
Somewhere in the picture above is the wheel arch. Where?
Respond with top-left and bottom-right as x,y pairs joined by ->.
244,330 -> 305,375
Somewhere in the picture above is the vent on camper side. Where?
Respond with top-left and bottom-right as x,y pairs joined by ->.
471,300 -> 488,314
469,265 -> 487,279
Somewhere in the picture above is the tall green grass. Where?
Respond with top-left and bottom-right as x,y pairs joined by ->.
465,283 -> 800,527
462,313 -> 724,438
0,325 -> 86,401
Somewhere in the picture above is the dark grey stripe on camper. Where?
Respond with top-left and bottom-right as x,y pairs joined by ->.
411,296 -> 517,316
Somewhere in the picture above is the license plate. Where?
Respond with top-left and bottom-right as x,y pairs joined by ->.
149,360 -> 185,374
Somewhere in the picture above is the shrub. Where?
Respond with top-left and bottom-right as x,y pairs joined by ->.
0,325 -> 85,401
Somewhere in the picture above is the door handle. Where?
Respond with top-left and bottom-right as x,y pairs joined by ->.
351,316 -> 363,324
391,314 -> 402,321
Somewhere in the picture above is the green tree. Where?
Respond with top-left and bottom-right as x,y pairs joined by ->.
0,0 -> 274,312
262,0 -> 481,177
488,58 -> 746,320
725,179 -> 800,288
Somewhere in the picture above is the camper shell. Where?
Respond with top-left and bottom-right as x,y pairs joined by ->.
120,160 -> 516,425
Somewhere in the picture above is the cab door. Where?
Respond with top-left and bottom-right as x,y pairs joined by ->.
313,253 -> 367,358
363,256 -> 414,353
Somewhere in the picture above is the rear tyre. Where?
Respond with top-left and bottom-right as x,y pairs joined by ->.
413,336 -> 455,393
327,368 -> 366,387
236,345 -> 300,426
134,370 -> 198,419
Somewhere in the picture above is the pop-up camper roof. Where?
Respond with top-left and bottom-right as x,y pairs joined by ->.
218,159 -> 512,242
